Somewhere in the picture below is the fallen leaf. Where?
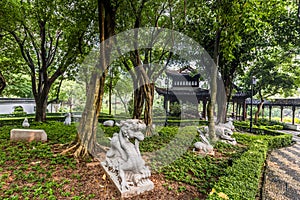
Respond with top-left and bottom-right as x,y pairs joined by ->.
209,188 -> 216,195
102,173 -> 106,181
218,192 -> 229,199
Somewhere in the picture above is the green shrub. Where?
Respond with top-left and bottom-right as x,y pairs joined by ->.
208,142 -> 268,200
12,106 -> 27,116
234,120 -> 284,131
207,131 -> 292,200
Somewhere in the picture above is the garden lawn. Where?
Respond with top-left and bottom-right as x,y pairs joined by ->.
0,121 -> 289,199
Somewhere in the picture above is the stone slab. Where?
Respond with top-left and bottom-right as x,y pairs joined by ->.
284,123 -> 300,131
100,162 -> 154,198
10,129 -> 47,142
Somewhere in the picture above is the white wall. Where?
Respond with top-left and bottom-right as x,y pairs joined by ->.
0,103 -> 36,114
0,101 -> 55,114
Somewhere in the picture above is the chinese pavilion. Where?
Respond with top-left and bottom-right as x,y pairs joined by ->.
155,66 -> 210,119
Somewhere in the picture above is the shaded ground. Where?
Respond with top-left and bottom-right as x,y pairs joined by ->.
0,123 -> 243,199
0,144 -> 205,200
0,141 -> 210,200
262,130 -> 300,200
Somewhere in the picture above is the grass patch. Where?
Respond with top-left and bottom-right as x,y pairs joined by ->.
0,121 -> 293,199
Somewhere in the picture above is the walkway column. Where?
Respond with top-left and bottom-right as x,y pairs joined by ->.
232,102 -> 235,118
202,100 -> 207,119
238,104 -> 241,120
242,102 -> 247,121
292,106 -> 296,125
280,106 -> 283,122
269,105 -> 272,121
235,103 -> 239,120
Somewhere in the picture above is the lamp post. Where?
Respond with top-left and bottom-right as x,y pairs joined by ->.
250,76 -> 257,133
164,77 -> 169,127
249,76 -> 257,132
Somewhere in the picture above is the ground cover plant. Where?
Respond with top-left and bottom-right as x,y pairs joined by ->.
0,121 -> 292,199
208,130 -> 292,200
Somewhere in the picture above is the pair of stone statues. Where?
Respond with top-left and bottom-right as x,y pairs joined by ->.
194,119 -> 237,154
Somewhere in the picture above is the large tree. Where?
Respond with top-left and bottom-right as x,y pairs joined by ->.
0,0 -> 96,121
116,0 -> 175,136
63,0 -> 118,159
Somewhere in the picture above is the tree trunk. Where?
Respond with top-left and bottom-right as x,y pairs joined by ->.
144,83 -> 154,136
74,71 -> 106,159
208,27 -> 221,144
108,76 -> 112,115
133,86 -> 144,119
35,97 -> 48,122
132,67 -> 145,119
216,77 -> 227,124
34,83 -> 51,122
62,0 -> 116,159
0,71 -> 6,95
255,98 -> 264,123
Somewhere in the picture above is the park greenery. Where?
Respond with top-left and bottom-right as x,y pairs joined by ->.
0,0 -> 300,199
0,121 -> 292,199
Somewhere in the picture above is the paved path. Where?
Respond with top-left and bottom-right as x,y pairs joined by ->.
262,130 -> 300,200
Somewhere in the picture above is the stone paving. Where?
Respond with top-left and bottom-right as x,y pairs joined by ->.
262,130 -> 300,200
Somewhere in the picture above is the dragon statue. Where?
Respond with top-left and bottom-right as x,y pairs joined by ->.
105,119 -> 152,191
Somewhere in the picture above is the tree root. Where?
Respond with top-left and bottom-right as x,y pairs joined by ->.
60,142 -> 90,160
60,142 -> 80,155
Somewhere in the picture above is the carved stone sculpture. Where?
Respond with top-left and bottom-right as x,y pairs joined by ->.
194,128 -> 214,155
103,120 -> 115,127
64,113 -> 71,125
202,120 -> 237,145
103,119 -> 154,196
22,118 -> 30,127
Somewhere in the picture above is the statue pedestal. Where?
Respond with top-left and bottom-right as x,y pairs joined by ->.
100,162 -> 154,198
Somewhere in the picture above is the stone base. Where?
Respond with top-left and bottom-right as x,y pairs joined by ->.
10,129 -> 47,142
100,162 -> 154,198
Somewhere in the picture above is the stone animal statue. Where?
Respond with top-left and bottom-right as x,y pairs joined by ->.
194,128 -> 214,154
22,118 -> 30,127
103,120 -> 114,127
64,113 -> 71,125
202,122 -> 237,145
219,118 -> 235,131
105,119 -> 151,191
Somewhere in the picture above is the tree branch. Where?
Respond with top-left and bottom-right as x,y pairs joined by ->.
46,30 -> 62,68
22,22 -> 41,68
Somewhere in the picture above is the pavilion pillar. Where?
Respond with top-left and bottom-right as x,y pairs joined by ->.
262,105 -> 265,118
269,105 -> 272,121
280,106 -> 284,122
237,104 -> 240,120
292,106 -> 296,125
202,100 -> 207,119
163,96 -> 167,110
235,102 -> 239,120
242,101 -> 247,121
232,102 -> 235,118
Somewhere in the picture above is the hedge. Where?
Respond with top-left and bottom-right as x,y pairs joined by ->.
207,129 -> 292,200
234,120 -> 284,132
0,116 -> 66,126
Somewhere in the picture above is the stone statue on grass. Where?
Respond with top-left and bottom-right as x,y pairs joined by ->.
194,128 -> 214,155
202,120 -> 237,145
64,113 -> 71,125
103,119 -> 154,197
22,118 -> 30,127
